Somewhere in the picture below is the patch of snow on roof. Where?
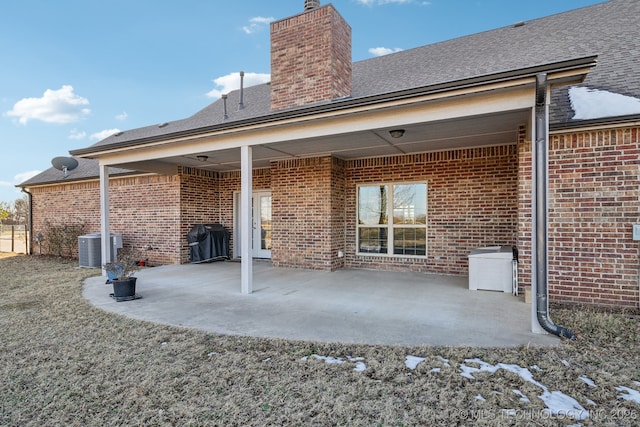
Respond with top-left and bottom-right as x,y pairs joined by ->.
569,86 -> 640,120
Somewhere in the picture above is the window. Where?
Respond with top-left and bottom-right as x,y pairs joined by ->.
357,182 -> 427,256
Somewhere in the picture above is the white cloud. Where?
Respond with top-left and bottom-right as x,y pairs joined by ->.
68,128 -> 87,140
115,111 -> 128,121
242,16 -> 274,34
206,72 -> 271,99
14,170 -> 41,184
90,128 -> 121,141
569,86 -> 640,120
369,47 -> 404,56
4,85 -> 90,125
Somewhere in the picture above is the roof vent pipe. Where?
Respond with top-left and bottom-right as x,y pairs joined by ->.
222,94 -> 229,120
534,72 -> 575,340
238,71 -> 245,110
304,0 -> 320,11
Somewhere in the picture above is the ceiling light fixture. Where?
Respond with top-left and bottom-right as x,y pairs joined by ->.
389,129 -> 405,138
196,155 -> 208,162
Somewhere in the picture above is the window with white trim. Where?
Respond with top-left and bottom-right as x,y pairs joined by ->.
357,182 -> 427,256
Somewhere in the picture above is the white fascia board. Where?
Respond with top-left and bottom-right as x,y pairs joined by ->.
95,81 -> 537,166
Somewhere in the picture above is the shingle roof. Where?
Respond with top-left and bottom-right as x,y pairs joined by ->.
23,0 -> 639,187
18,158 -> 135,187
82,0 -> 638,153
352,0 -> 639,123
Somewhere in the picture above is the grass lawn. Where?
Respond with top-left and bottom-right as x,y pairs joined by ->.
1,253 -> 639,426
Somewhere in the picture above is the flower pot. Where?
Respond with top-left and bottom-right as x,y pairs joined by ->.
111,277 -> 137,301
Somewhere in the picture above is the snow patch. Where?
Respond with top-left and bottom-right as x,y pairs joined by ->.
579,375 -> 596,387
437,356 -> 451,368
475,394 -> 486,402
540,390 -> 588,420
569,86 -> 640,120
460,358 -> 589,421
513,389 -> 531,403
405,355 -> 426,370
616,386 -> 640,404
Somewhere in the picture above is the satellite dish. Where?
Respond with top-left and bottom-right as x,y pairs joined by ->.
51,156 -> 79,178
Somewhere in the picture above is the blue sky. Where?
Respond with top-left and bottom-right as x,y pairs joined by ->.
0,0 -> 605,204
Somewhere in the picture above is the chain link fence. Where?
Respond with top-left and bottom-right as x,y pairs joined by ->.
0,225 -> 29,254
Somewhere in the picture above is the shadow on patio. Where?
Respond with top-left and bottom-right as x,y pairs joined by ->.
83,261 -> 559,347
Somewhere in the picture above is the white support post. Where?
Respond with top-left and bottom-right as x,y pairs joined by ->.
240,145 -> 253,294
99,164 -> 111,276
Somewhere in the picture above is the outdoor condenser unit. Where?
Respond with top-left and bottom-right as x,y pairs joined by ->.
78,233 -> 123,268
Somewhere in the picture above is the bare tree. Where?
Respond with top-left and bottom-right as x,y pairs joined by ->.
13,196 -> 29,225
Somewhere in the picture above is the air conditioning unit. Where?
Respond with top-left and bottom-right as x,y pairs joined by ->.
78,233 -> 123,268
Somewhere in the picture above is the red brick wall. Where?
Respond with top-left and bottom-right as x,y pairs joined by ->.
331,157 -> 346,270
30,174 -> 182,266
179,167 -> 220,263
345,147 -> 519,274
547,127 -> 640,307
270,4 -> 351,111
270,157 -> 337,269
109,174 -> 181,266
30,181 -> 101,254
517,126 -> 533,294
28,126 -> 640,308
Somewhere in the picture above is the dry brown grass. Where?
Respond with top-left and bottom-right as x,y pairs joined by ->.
1,253 -> 639,426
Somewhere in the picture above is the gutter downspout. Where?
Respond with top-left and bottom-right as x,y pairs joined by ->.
534,73 -> 575,339
20,188 -> 33,255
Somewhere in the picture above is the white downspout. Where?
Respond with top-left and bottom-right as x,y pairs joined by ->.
99,163 -> 112,276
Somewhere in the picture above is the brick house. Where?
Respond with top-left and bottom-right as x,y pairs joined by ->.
19,0 -> 640,322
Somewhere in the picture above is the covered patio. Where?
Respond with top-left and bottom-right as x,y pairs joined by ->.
83,261 -> 559,347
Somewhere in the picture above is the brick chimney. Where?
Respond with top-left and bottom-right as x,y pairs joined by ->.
270,2 -> 352,111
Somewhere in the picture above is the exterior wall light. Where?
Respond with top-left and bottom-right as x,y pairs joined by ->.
389,129 -> 405,138
196,155 -> 208,162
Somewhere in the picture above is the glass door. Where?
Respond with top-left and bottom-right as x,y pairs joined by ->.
253,191 -> 272,258
234,191 -> 272,259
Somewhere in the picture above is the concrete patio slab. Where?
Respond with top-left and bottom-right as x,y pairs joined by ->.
83,261 -> 559,347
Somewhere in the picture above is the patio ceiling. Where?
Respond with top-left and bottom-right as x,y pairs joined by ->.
127,109 -> 530,173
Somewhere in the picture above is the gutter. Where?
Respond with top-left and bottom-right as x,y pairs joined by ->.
550,113 -> 640,132
534,73 -> 575,340
20,187 -> 33,255
70,55 -> 597,157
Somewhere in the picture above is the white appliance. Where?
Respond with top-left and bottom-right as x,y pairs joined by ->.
468,245 -> 514,293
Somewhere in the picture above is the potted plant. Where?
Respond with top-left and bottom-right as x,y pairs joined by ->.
104,246 -> 142,301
